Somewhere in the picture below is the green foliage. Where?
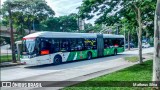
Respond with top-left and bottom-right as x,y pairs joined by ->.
79,0 -> 156,40
80,24 -> 102,33
40,13 -> 79,32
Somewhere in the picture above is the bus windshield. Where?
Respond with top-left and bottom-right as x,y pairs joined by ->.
22,39 -> 36,55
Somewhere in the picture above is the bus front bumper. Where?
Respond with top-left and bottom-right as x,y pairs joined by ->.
20,58 -> 39,65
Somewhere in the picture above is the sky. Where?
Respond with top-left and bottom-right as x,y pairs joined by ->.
45,0 -> 82,17
1,0 -> 96,24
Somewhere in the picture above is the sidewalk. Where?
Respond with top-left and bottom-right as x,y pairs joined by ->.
0,61 -> 23,67
125,48 -> 138,51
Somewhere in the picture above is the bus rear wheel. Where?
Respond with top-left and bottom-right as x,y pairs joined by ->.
87,52 -> 92,60
114,49 -> 117,55
54,55 -> 62,65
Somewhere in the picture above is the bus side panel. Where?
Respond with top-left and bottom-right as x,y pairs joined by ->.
76,50 -> 97,60
66,52 -> 76,61
66,51 -> 88,61
117,47 -> 125,53
104,48 -> 115,56
66,50 -> 98,61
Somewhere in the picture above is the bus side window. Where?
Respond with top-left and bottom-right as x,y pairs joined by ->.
84,38 -> 97,50
77,39 -> 84,51
108,39 -> 113,47
119,38 -> 124,47
104,38 -> 109,48
50,39 -> 60,53
70,39 -> 77,51
60,39 -> 70,52
70,38 -> 84,51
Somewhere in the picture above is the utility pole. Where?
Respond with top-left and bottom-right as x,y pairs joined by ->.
8,1 -> 16,63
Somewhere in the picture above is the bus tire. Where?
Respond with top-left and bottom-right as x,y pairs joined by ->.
54,55 -> 62,65
87,52 -> 92,60
114,49 -> 117,55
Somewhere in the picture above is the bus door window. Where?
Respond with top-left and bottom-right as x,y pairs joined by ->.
35,38 -> 41,55
40,38 -> 51,55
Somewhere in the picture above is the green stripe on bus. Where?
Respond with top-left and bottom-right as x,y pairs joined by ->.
67,52 -> 76,61
67,50 -> 98,61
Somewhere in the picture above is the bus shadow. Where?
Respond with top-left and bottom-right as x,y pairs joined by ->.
25,53 -> 135,70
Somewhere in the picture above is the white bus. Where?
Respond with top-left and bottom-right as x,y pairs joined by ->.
21,31 -> 124,65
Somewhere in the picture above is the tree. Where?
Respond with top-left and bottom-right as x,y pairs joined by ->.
81,23 -> 102,33
1,0 -> 54,62
59,13 -> 79,32
1,0 -> 55,33
1,0 -> 16,63
152,0 -> 160,89
79,0 -> 156,64
40,13 -> 79,32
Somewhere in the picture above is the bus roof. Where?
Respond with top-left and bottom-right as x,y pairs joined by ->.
103,34 -> 124,38
23,31 -> 124,39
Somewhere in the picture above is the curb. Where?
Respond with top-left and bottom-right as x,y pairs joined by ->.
0,62 -> 24,68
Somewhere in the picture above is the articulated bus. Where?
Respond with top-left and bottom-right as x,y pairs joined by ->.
21,31 -> 124,65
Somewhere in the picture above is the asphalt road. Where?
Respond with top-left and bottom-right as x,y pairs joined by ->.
1,47 -> 153,81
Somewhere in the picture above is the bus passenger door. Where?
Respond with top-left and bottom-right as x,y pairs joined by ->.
38,38 -> 52,64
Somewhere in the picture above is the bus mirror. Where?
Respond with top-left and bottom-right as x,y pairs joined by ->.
41,50 -> 49,55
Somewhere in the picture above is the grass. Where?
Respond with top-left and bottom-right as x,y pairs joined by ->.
0,55 -> 12,63
124,56 -> 139,62
63,60 -> 153,90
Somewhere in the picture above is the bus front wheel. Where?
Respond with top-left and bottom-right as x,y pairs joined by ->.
87,52 -> 92,60
54,55 -> 62,65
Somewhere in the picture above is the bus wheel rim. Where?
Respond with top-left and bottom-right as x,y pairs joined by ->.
88,53 -> 91,59
55,58 -> 59,63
